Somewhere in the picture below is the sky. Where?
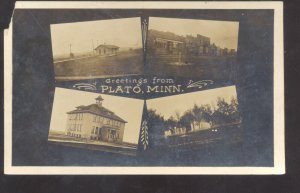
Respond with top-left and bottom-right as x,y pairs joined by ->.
50,17 -> 142,56
147,85 -> 238,120
49,87 -> 144,144
149,17 -> 239,50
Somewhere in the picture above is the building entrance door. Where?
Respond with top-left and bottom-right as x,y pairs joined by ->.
108,129 -> 117,142
167,41 -> 173,54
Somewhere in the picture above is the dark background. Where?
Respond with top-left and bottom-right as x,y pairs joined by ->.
11,8 -> 273,167
1,0 -> 299,193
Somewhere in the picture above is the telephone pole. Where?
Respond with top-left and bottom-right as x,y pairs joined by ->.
92,39 -> 94,54
69,43 -> 72,54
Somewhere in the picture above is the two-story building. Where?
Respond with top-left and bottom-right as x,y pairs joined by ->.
147,29 -> 236,59
65,95 -> 127,143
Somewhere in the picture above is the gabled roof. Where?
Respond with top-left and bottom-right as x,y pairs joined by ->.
94,44 -> 119,50
67,104 -> 127,123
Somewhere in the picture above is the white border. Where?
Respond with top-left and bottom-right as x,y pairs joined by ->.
4,1 -> 284,175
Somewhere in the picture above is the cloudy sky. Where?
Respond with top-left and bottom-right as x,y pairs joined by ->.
147,85 -> 238,120
149,17 -> 239,50
50,17 -> 142,56
49,87 -> 144,144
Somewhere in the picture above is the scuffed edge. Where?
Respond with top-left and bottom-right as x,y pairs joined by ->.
14,1 -> 283,9
4,17 -> 13,174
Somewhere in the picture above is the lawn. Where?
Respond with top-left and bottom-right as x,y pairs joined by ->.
146,55 -> 237,80
54,50 -> 143,80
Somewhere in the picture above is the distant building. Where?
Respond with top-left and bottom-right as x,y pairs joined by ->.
164,127 -> 187,137
190,120 -> 211,132
185,34 -> 210,55
229,49 -> 237,56
65,95 -> 127,143
147,29 -> 235,58
147,29 -> 185,55
94,44 -> 119,56
164,119 -> 211,137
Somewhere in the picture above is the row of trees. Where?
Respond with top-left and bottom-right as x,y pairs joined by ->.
147,97 -> 241,136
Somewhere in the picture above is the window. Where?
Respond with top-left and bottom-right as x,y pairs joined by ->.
93,115 -> 96,122
77,124 -> 81,132
70,114 -> 76,120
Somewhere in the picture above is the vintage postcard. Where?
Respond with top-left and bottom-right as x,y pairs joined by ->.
4,1 -> 284,174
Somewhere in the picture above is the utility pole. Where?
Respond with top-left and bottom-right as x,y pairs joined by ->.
92,39 -> 95,54
69,43 -> 72,54
69,43 -> 73,58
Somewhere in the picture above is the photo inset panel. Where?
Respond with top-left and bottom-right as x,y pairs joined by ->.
48,88 -> 144,156
146,17 -> 239,79
51,17 -> 143,81
146,86 -> 242,151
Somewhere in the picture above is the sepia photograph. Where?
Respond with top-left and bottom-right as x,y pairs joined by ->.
146,17 -> 239,78
50,17 -> 143,80
48,88 -> 144,156
146,86 -> 242,150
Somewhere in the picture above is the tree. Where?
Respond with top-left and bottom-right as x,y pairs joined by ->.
146,109 -> 166,146
179,110 -> 194,132
229,97 -> 241,122
166,116 -> 178,134
216,97 -> 231,116
212,97 -> 240,125
147,109 -> 165,133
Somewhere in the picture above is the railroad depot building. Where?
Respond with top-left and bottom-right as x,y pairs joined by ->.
147,29 -> 236,57
65,95 -> 127,143
94,44 -> 119,56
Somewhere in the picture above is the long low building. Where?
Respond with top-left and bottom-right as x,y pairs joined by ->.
94,44 -> 119,56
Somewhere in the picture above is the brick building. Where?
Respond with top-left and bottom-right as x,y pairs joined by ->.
147,29 -> 236,58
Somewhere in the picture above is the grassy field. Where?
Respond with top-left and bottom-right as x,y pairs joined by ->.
54,50 -> 143,80
48,131 -> 137,156
146,55 -> 237,80
160,124 -> 243,150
